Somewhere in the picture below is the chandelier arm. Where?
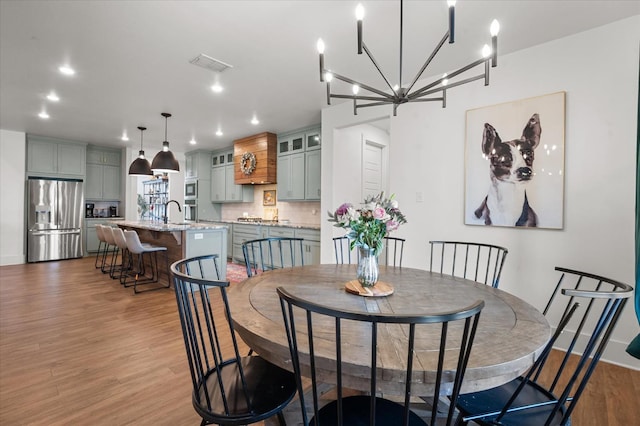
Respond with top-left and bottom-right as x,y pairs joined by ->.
408,97 -> 445,103
362,42 -> 397,95
330,94 -> 392,102
405,32 -> 449,94
415,73 -> 486,98
329,71 -> 395,99
355,101 -> 395,109
408,57 -> 488,100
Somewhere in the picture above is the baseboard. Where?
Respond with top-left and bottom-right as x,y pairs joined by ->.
552,328 -> 640,371
0,255 -> 25,266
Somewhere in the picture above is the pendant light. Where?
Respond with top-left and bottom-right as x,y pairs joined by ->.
151,112 -> 180,173
128,126 -> 153,176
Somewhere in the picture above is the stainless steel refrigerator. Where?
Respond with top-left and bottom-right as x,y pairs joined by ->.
27,178 -> 84,262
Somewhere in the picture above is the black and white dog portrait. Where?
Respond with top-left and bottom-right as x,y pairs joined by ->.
474,114 -> 540,227
464,92 -> 565,230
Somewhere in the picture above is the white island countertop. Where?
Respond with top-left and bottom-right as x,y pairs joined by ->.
112,220 -> 229,232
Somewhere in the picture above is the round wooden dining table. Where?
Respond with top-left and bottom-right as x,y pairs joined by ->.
228,264 -> 550,395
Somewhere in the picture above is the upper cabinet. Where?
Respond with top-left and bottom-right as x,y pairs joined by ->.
86,146 -> 121,201
277,125 -> 321,201
185,150 -> 212,179
210,148 -> 254,203
27,135 -> 86,178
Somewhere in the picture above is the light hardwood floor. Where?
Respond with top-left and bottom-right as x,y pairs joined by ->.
1,257 -> 638,425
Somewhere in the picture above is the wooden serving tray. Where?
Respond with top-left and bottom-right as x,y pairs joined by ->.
345,280 -> 394,297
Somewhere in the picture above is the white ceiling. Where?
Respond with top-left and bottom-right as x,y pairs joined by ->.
1,1 -> 637,154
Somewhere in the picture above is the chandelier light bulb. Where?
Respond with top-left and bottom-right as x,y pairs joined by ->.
355,4 -> 365,21
441,73 -> 449,86
316,38 -> 325,54
490,19 -> 500,36
482,44 -> 491,58
447,0 -> 456,7
325,72 -> 333,82
58,65 -> 75,76
352,84 -> 360,95
393,84 -> 399,91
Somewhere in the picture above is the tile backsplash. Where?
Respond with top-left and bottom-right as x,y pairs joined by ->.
221,184 -> 321,226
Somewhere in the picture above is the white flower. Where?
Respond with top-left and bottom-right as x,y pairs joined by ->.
390,200 -> 398,209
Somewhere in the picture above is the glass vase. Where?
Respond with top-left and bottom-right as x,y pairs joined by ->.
357,246 -> 379,287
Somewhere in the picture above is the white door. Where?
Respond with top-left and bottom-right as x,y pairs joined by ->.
362,139 -> 386,199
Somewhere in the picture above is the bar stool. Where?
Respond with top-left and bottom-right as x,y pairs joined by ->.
123,230 -> 170,294
101,226 -> 119,276
111,227 -> 133,285
94,224 -> 108,269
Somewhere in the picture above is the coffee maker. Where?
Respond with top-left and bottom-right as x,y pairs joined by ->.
109,206 -> 117,217
85,203 -> 95,218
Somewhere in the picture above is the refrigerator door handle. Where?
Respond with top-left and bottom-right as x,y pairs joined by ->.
30,229 -> 81,236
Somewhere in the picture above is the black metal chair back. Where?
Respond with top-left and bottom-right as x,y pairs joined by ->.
278,286 -> 485,426
455,266 -> 633,426
428,240 -> 508,288
171,255 -> 297,425
333,235 -> 355,264
242,237 -> 305,277
381,236 -> 405,267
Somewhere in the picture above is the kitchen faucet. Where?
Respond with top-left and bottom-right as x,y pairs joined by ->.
164,199 -> 182,224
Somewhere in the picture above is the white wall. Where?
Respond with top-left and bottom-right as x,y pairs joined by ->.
0,129 -> 26,265
321,17 -> 639,368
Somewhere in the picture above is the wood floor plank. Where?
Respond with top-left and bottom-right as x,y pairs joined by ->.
1,257 -> 638,425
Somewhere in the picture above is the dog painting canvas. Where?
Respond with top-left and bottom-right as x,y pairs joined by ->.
465,92 -> 565,229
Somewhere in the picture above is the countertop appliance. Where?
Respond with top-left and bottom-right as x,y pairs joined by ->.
85,202 -> 94,218
109,206 -> 117,217
27,177 -> 84,262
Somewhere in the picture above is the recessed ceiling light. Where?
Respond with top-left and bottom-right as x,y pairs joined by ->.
211,83 -> 223,93
251,116 -> 259,125
121,132 -> 129,141
38,110 -> 49,119
58,65 -> 75,76
46,92 -> 60,102
216,129 -> 223,136
190,138 -> 197,145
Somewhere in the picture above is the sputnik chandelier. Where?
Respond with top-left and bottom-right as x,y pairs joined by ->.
317,0 -> 500,116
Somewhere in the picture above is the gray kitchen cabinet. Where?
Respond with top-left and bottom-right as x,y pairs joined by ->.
232,223 -> 261,263
276,125 -> 321,202
211,166 -> 226,202
27,136 -> 86,178
305,149 -> 321,200
296,228 -> 321,265
85,219 -> 121,253
185,150 -> 211,179
86,146 -> 121,201
210,149 -> 253,203
277,153 -> 305,200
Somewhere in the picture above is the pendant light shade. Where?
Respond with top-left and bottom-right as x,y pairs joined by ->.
128,126 -> 153,176
151,112 -> 180,173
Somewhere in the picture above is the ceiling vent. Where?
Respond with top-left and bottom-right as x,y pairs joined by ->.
189,54 -> 233,73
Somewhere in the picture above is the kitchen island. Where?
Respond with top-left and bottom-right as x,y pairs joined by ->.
113,220 -> 228,281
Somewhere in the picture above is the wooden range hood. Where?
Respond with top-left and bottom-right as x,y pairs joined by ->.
233,132 -> 277,184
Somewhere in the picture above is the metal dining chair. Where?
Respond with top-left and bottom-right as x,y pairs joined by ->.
454,266 -> 633,426
333,235 -> 356,264
171,255 -> 297,426
428,240 -> 508,288
381,236 -> 405,267
278,286 -> 485,426
242,237 -> 304,277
